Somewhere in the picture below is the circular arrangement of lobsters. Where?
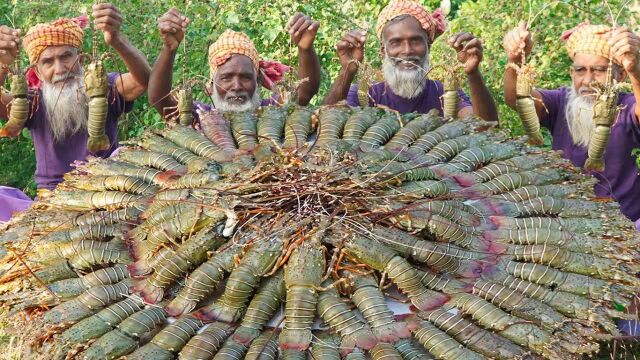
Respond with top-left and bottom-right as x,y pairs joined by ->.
1,105 -> 638,360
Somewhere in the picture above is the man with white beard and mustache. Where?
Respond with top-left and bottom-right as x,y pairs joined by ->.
323,0 -> 497,122
504,23 -> 640,232
148,9 -> 321,118
0,3 -> 150,222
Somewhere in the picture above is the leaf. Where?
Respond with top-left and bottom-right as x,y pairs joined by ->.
225,12 -> 240,26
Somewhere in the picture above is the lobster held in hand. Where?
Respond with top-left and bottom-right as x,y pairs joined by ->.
85,58 -> 111,152
0,71 -> 29,138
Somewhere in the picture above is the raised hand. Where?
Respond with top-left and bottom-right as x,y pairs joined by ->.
336,30 -> 366,71
504,21 -> 533,64
609,26 -> 640,78
287,12 -> 319,51
449,32 -> 483,74
0,26 -> 20,67
92,3 -> 124,45
157,8 -> 190,52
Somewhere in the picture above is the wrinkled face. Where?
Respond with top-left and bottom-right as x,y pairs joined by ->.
380,16 -> 431,99
36,45 -> 82,87
570,53 -> 624,97
381,16 -> 429,71
212,55 -> 259,105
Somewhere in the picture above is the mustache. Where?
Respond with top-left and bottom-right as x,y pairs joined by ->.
50,72 -> 82,85
578,86 -> 596,95
224,91 -> 250,102
389,55 -> 424,67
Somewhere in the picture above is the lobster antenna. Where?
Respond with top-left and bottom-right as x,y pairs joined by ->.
602,0 -> 618,87
92,1 -> 98,60
528,0 -> 559,29
614,0 -> 634,25
182,0 -> 190,87
522,1 -> 558,66
526,0 -> 534,26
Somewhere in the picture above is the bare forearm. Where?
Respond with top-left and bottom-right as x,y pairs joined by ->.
296,48 -> 321,105
110,34 -> 150,99
322,65 -> 357,105
0,67 -> 10,120
467,70 -> 498,122
148,46 -> 178,115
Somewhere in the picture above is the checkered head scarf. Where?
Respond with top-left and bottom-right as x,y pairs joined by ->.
208,29 -> 289,90
562,23 -> 622,65
376,1 -> 447,44
23,15 -> 88,64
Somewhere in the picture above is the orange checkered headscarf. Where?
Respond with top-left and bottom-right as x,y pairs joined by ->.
208,29 -> 289,90
23,16 -> 88,64
376,1 -> 447,44
208,30 -> 260,75
562,23 -> 621,65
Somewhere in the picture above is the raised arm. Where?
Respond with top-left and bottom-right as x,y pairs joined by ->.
503,22 -> 546,121
448,32 -> 498,122
0,26 -> 21,120
147,8 -> 189,116
286,13 -> 321,105
322,30 -> 366,105
92,3 -> 150,102
610,26 -> 640,121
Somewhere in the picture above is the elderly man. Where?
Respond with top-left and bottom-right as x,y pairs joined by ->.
503,23 -> 640,230
149,9 -> 321,116
0,3 -> 150,221
323,0 -> 497,121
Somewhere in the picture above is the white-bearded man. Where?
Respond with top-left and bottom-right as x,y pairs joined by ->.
148,9 -> 321,118
503,22 -> 640,231
323,0 -> 497,122
504,21 -> 640,336
0,3 -> 151,221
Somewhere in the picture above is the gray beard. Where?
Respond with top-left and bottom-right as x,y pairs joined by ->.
565,86 -> 595,148
210,87 -> 261,112
382,53 -> 430,100
41,74 -> 89,144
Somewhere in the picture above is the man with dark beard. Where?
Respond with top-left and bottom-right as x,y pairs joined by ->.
503,22 -> 640,230
148,9 -> 321,117
0,4 -> 150,196
323,0 -> 497,122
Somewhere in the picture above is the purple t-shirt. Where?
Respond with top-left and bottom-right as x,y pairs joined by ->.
538,87 -> 640,222
0,186 -> 32,222
26,73 -> 133,190
346,80 -> 471,115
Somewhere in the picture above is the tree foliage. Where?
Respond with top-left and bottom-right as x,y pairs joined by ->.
0,0 -> 638,194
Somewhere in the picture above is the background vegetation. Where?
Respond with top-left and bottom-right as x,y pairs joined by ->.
0,0 -> 638,197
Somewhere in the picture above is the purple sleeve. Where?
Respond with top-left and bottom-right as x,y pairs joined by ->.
457,89 -> 472,110
261,94 -> 280,106
536,88 -> 565,130
618,94 -> 640,138
346,84 -> 362,106
192,101 -> 211,124
107,72 -> 135,118
0,186 -> 32,222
